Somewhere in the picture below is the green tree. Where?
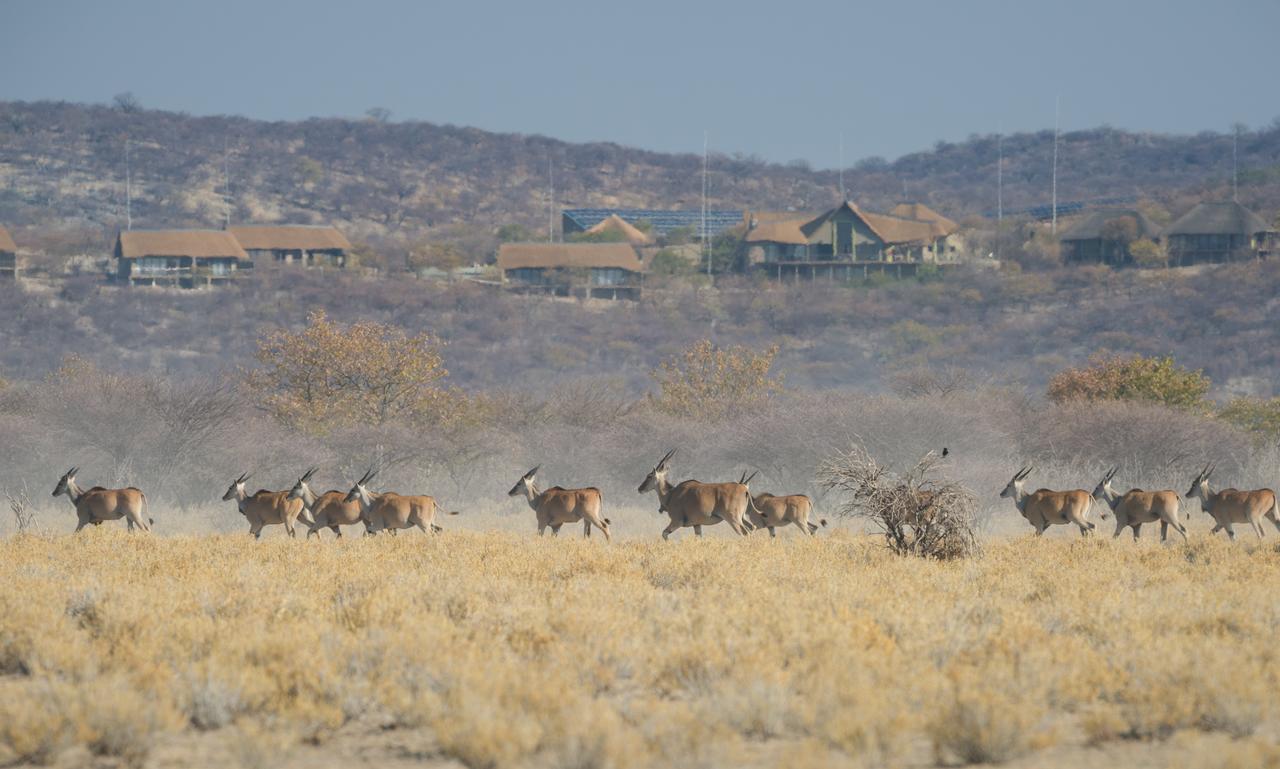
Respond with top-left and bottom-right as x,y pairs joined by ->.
650,340 -> 782,419
660,225 -> 696,247
1046,354 -> 1210,410
1219,397 -> 1280,442
647,248 -> 695,277
1129,238 -> 1167,268
496,223 -> 535,243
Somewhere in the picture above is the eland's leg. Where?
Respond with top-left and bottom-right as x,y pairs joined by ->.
662,520 -> 681,540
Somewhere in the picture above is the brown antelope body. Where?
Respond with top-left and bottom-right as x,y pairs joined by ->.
638,450 -> 757,540
746,479 -> 827,538
345,470 -> 458,535
1000,466 -> 1104,537
1187,464 -> 1280,540
53,467 -> 152,533
1091,467 -> 1186,542
222,472 -> 313,539
287,468 -> 365,538
508,466 -> 611,540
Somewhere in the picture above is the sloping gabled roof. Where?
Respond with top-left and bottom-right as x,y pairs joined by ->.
800,202 -> 941,245
1059,208 -> 1162,241
1165,201 -> 1271,237
583,214 -> 653,245
745,219 -> 809,245
0,226 -> 16,253
889,203 -> 959,235
229,225 -> 352,251
497,242 -> 645,272
116,230 -> 248,260
861,211 -> 940,244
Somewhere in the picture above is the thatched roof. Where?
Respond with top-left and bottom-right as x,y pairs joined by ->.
497,243 -> 644,272
1165,201 -> 1272,237
0,226 -> 15,253
1059,208 -> 1162,241
583,214 -> 653,245
745,219 -> 809,245
744,210 -> 821,227
861,211 -> 940,244
889,203 -> 959,235
116,230 -> 248,260
229,225 -> 351,252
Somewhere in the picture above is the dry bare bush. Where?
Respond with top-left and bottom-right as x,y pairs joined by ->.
6,483 -> 35,532
818,445 -> 979,559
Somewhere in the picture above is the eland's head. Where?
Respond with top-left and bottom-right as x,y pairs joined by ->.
222,472 -> 251,501
52,467 -> 79,498
639,449 -> 676,494
345,469 -> 377,505
1000,466 -> 1032,498
288,467 -> 319,501
1187,464 -> 1215,502
1091,466 -> 1119,501
508,466 -> 539,497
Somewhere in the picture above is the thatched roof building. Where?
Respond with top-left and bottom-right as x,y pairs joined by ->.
582,214 -> 653,245
116,229 -> 248,260
229,225 -> 351,252
1165,201 -> 1275,264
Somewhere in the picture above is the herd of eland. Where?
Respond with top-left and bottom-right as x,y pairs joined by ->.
47,456 -> 1279,543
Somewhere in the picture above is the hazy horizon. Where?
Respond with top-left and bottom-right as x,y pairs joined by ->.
6,0 -> 1280,167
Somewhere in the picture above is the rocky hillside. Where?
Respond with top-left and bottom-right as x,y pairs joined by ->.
2,100 -> 1279,254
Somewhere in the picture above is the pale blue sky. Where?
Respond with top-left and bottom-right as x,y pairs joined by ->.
5,0 -> 1279,165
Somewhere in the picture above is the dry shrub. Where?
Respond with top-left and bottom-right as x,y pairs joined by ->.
0,680 -> 75,765
818,445 -> 979,559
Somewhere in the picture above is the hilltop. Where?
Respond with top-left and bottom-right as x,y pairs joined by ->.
2,100 -> 1279,258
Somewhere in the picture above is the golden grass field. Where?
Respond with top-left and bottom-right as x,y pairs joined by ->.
3,528 -> 1280,768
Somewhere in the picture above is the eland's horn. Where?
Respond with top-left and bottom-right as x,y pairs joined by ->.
525,465 -> 540,478
742,471 -> 757,486
302,467 -> 318,480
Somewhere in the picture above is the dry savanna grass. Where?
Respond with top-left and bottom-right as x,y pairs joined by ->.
2,531 -> 1280,768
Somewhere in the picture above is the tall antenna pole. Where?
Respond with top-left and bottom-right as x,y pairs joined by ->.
1232,124 -> 1239,202
548,157 -> 554,243
702,130 -> 709,276
124,138 -> 132,231
1051,95 -> 1060,235
997,125 -> 1003,261
223,137 -> 231,228
838,131 -> 845,201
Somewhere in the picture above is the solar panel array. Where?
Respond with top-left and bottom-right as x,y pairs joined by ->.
984,196 -> 1137,221
562,209 -> 745,237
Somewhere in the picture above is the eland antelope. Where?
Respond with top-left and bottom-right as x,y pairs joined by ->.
222,472 -> 314,539
1000,466 -> 1103,537
744,475 -> 827,538
344,470 -> 458,535
287,468 -> 366,539
507,466 -> 611,540
53,467 -> 152,533
1091,467 -> 1186,542
1186,464 -> 1280,540
638,450 -> 757,540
